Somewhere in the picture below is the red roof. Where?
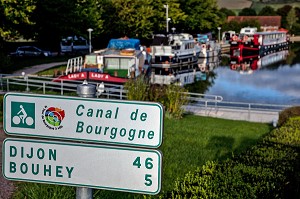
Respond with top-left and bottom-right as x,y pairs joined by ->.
227,16 -> 281,27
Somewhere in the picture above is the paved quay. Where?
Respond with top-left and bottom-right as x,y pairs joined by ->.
184,105 -> 279,124
12,61 -> 67,76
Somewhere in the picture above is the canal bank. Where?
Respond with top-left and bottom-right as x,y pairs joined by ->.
184,105 -> 279,124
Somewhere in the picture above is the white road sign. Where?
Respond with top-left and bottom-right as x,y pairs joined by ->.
3,138 -> 162,195
4,93 -> 164,148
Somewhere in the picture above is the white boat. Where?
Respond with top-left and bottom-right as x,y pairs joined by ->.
149,33 -> 201,68
54,38 -> 148,84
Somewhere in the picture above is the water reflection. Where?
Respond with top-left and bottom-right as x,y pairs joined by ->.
230,50 -> 289,75
186,43 -> 300,105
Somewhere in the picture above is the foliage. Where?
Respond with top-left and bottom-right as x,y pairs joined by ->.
287,8 -> 298,31
278,106 -> 300,127
180,0 -> 222,33
124,76 -> 188,119
168,117 -> 300,198
124,76 -> 149,101
13,182 -> 76,199
258,6 -> 277,16
0,0 -> 35,40
276,5 -> 292,29
164,84 -> 188,119
219,7 -> 236,18
239,7 -> 257,16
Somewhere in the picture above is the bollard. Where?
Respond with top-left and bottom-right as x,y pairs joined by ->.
76,80 -> 95,199
272,119 -> 278,128
77,80 -> 96,98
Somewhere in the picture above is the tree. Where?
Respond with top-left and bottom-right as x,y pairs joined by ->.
180,0 -> 222,33
258,6 -> 277,16
239,8 -> 257,16
286,8 -> 298,32
219,7 -> 236,17
110,0 -> 157,39
0,0 -> 36,72
0,0 -> 36,41
276,5 -> 292,29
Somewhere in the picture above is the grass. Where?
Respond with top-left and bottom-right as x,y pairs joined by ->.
36,65 -> 67,76
10,114 -> 271,199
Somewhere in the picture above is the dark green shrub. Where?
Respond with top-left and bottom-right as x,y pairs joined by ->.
278,106 -> 300,127
169,117 -> 300,198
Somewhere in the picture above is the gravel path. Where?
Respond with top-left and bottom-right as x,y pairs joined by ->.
0,129 -> 15,199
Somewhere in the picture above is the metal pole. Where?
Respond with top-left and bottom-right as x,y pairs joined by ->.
76,80 -> 96,199
87,28 -> 93,54
166,4 -> 169,33
89,31 -> 92,53
217,27 -> 221,43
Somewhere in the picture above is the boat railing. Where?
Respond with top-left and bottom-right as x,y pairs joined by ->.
0,74 -> 294,123
66,56 -> 83,74
185,92 -> 223,103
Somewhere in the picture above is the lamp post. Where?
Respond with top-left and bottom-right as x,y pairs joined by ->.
164,4 -> 169,33
87,28 -> 93,54
217,27 -> 221,43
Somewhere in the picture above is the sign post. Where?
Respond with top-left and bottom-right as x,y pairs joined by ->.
2,89 -> 164,195
4,92 -> 163,148
3,138 -> 162,195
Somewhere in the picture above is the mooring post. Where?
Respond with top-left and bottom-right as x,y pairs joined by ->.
76,80 -> 96,199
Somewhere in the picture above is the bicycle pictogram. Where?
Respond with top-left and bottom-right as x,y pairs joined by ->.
12,105 -> 34,126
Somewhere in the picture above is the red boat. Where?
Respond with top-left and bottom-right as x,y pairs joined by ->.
230,27 -> 289,64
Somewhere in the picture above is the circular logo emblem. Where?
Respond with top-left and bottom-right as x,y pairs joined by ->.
42,106 -> 65,130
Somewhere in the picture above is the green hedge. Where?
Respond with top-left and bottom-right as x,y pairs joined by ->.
168,117 -> 300,198
278,106 -> 300,127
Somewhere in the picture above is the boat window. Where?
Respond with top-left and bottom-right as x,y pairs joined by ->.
233,49 -> 240,57
105,58 -> 119,69
85,55 -> 96,64
105,58 -> 135,70
172,45 -> 180,50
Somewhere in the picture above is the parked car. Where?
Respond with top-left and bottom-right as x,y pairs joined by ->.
10,46 -> 52,57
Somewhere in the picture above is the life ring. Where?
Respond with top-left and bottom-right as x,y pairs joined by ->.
200,66 -> 206,72
120,49 -> 135,56
231,64 -> 237,70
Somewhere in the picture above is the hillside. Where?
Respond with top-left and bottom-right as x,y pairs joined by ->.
217,0 -> 252,9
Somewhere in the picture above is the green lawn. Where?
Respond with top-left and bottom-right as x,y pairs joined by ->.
11,114 -> 271,199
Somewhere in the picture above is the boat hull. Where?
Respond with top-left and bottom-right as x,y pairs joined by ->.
52,71 -> 127,84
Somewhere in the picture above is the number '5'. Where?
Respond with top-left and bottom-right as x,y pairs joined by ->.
145,174 -> 152,186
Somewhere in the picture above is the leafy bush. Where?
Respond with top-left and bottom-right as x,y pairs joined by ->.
168,117 -> 300,198
124,76 -> 149,101
278,106 -> 300,127
124,78 -> 188,119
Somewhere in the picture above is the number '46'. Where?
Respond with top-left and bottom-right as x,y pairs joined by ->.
133,157 -> 153,169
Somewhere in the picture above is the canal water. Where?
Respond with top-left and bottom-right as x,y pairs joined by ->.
188,42 -> 300,106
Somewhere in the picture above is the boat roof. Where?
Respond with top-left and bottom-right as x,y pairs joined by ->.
254,31 -> 287,35
107,38 -> 141,50
151,33 -> 194,45
89,48 -> 143,57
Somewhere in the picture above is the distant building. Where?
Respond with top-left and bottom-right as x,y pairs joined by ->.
227,16 -> 282,31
